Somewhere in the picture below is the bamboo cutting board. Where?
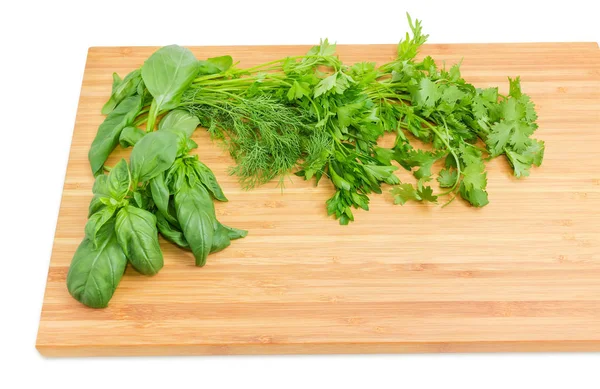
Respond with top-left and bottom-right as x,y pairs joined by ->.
37,43 -> 600,356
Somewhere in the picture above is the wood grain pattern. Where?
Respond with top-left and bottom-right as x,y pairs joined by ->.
36,43 -> 600,356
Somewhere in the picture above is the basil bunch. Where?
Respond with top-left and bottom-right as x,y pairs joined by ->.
68,45 -> 247,308
68,145 -> 172,308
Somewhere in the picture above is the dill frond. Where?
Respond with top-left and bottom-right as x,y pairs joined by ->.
182,93 -> 310,189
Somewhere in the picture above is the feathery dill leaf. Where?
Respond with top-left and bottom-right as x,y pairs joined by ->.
182,92 -> 310,188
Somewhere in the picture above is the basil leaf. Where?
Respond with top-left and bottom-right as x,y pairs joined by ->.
111,72 -> 122,91
186,183 -> 216,217
66,221 -> 127,308
107,159 -> 130,201
100,73 -> 123,116
84,205 -> 117,247
137,80 -> 154,106
142,45 -> 199,130
210,223 -> 231,254
185,164 -> 200,188
165,159 -> 186,194
193,160 -> 227,202
92,174 -> 109,196
150,172 -> 176,224
101,69 -> 142,115
222,224 -> 248,240
156,212 -> 189,249
186,138 -> 198,151
133,191 -> 143,208
115,205 -> 164,275
119,126 -> 146,148
197,55 -> 233,75
168,129 -> 190,156
209,222 -> 247,253
175,185 -> 214,266
130,131 -> 179,183
89,95 -> 142,176
88,195 -> 108,217
158,109 -> 200,138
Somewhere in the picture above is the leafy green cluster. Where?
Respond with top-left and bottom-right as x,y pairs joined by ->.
75,14 -> 545,307
70,48 -> 247,309
363,15 -> 544,207
174,15 -> 543,223
82,13 -> 544,256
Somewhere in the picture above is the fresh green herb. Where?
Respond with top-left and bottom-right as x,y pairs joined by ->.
174,184 -> 215,267
68,14 -> 543,308
115,205 -> 164,275
89,95 -> 142,176
141,45 -> 200,132
102,69 -> 142,115
119,126 -> 146,148
66,220 -> 127,309
130,130 -> 180,183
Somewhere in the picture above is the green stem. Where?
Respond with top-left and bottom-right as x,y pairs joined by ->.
192,54 -> 343,86
441,193 -> 457,208
182,99 -> 240,117
146,100 -> 159,133
367,92 -> 410,100
133,112 -> 148,127
417,116 -> 461,195
194,78 -> 261,87
202,89 -> 248,101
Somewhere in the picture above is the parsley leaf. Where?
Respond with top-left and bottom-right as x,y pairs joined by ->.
314,73 -> 337,97
391,182 -> 438,205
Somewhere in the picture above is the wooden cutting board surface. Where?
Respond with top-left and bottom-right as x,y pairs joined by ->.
36,42 -> 600,356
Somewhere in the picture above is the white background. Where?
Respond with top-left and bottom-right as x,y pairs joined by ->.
1,1 -> 599,388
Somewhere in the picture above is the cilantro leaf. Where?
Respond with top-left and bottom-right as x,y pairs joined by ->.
456,143 -> 489,207
417,185 -> 438,203
508,76 -> 523,99
521,94 -> 538,122
408,149 -> 444,181
459,163 -> 489,207
441,85 -> 466,106
486,87 -> 539,157
509,121 -> 535,152
505,139 -> 545,178
523,139 -> 545,166
447,63 -> 462,82
486,121 -> 512,156
501,98 -> 524,122
437,168 -> 458,188
505,149 -> 532,178
412,78 -> 440,108
461,163 -> 487,191
481,87 -> 499,102
459,183 -> 489,207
